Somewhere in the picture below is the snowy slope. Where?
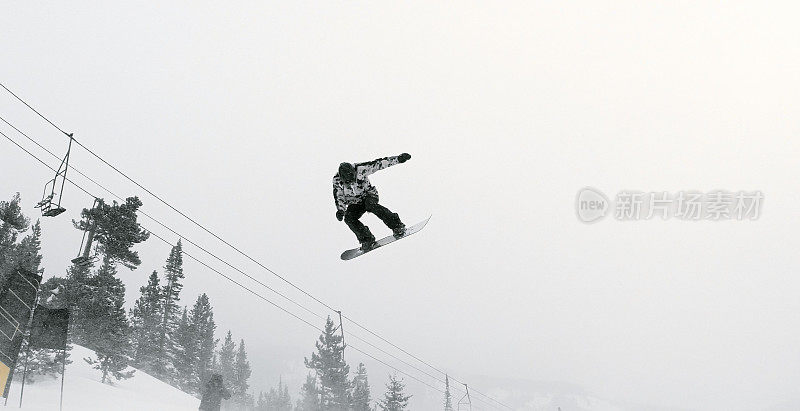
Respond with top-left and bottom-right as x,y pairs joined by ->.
5,344 -> 200,411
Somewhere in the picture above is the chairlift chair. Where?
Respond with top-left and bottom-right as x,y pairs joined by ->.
35,135 -> 73,217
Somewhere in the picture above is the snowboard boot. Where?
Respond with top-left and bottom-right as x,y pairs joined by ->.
359,232 -> 377,251
392,224 -> 407,239
360,238 -> 376,251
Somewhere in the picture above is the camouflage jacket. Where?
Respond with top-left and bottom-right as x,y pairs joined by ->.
333,156 -> 401,212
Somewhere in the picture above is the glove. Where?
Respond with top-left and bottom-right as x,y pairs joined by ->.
398,153 -> 411,163
336,210 -> 344,221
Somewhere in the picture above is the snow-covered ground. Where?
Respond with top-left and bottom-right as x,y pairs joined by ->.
4,345 -> 199,411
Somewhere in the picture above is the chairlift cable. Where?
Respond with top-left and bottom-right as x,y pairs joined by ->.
0,82 -> 73,137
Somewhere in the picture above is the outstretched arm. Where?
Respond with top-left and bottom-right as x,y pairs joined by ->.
356,153 -> 410,177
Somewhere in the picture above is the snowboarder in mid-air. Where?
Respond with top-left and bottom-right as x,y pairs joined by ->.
334,153 -> 411,251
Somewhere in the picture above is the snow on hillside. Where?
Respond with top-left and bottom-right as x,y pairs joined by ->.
4,344 -> 200,411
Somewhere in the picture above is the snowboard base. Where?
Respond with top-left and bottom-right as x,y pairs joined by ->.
340,216 -> 431,261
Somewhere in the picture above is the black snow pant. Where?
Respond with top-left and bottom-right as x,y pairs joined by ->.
344,195 -> 403,244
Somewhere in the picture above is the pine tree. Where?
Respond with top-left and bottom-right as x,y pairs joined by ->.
0,193 -> 30,285
277,380 -> 292,411
83,256 -> 135,384
378,374 -> 411,411
0,193 -> 28,240
64,261 -> 94,344
257,391 -> 268,411
305,316 -> 350,410
15,220 -> 42,275
130,271 -> 164,373
276,378 -> 292,411
190,294 -> 217,391
172,307 -> 198,392
231,339 -> 253,409
216,331 -> 236,384
444,374 -> 454,411
158,241 -> 184,381
73,197 -> 149,269
352,362 -> 372,411
68,196 -> 149,345
296,373 -> 320,411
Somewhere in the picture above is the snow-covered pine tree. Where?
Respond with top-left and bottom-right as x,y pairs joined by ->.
305,316 -> 350,410
130,270 -> 164,373
444,374 -> 454,411
352,362 -> 372,411
83,256 -> 135,384
296,373 -> 320,411
231,339 -> 253,409
190,293 -> 217,391
378,374 -> 411,411
158,240 -> 184,381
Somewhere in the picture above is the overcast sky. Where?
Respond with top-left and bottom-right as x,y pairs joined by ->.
2,2 -> 799,410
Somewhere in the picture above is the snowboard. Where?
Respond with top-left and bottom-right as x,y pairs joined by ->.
341,216 -> 431,261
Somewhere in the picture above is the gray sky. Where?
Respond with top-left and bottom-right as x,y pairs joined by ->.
2,2 -> 799,410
